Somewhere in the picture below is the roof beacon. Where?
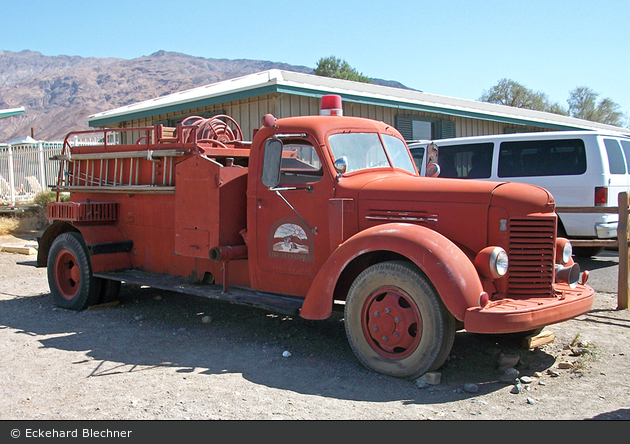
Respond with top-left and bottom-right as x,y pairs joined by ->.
320,95 -> 343,116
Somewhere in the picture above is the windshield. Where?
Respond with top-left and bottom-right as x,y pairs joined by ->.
328,132 -> 416,174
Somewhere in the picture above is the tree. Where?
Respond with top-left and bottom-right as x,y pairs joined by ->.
567,86 -> 625,127
479,78 -> 567,115
480,79 -> 629,128
315,56 -> 371,83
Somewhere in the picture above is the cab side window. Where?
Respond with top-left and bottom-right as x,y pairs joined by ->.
279,141 -> 323,185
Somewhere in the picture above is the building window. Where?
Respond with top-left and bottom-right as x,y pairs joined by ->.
395,115 -> 456,141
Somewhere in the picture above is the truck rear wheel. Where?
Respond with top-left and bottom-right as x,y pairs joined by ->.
98,279 -> 122,304
47,232 -> 101,311
344,261 -> 456,380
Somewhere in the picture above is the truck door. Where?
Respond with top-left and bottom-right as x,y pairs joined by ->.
254,136 -> 332,292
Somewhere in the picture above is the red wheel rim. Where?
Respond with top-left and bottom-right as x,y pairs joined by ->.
54,249 -> 81,300
361,286 -> 422,359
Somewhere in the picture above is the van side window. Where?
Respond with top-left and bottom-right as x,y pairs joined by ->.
604,139 -> 627,175
498,139 -> 586,177
621,140 -> 630,173
279,141 -> 323,185
438,143 -> 493,178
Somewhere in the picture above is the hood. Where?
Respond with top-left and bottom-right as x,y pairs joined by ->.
357,175 -> 555,211
358,175 -> 500,204
354,174 -> 556,255
490,181 -> 555,214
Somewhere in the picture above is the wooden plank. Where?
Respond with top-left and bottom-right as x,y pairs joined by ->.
556,206 -> 618,214
618,192 -> 629,309
522,330 -> 555,349
569,239 -> 619,247
0,246 -> 37,255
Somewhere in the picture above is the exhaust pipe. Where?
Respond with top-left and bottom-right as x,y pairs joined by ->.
555,263 -> 581,289
209,245 -> 248,262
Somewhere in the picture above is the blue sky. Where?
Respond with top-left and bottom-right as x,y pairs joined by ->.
2,0 -> 629,122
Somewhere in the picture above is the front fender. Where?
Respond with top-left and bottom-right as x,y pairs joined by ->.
299,223 -> 484,321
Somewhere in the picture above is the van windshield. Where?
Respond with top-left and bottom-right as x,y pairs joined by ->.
329,133 -> 415,174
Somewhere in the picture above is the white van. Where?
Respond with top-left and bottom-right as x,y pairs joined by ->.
408,131 -> 630,256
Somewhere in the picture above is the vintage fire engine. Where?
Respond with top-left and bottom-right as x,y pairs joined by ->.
38,95 -> 594,379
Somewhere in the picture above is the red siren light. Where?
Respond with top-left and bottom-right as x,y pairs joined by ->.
320,95 -> 343,116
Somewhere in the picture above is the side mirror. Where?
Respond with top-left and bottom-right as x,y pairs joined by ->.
333,156 -> 348,178
425,142 -> 439,176
262,138 -> 283,188
426,162 -> 441,177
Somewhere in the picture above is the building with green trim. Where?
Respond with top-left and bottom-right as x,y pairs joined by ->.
88,70 -> 630,141
0,107 -> 25,121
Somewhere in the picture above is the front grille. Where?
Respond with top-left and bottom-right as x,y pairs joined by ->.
508,217 -> 556,296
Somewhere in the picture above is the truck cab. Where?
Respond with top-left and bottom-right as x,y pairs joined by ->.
38,96 -> 595,380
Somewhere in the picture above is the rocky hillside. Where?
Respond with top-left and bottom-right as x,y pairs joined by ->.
0,50 -> 409,142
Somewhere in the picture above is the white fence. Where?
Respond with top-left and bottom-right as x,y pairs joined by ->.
0,141 -> 63,205
0,133 -> 120,205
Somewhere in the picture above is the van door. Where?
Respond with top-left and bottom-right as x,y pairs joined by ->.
619,138 -> 630,193
603,136 -> 630,212
496,137 -> 592,237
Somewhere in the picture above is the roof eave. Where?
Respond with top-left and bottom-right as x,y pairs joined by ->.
89,84 -> 279,127
0,107 -> 25,120
87,69 -> 630,134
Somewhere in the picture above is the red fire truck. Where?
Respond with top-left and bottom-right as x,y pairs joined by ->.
37,95 -> 594,379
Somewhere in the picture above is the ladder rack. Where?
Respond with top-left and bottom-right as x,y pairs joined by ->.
51,124 -> 196,194
51,148 -> 190,194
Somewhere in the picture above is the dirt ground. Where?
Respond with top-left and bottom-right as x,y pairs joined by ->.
0,227 -> 629,421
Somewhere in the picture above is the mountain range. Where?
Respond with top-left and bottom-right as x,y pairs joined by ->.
0,50 -> 409,142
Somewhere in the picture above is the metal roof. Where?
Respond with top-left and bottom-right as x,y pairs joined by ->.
88,70 -> 630,134
0,107 -> 25,119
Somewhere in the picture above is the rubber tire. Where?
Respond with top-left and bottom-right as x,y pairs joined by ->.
47,232 -> 101,311
572,246 -> 603,258
344,260 -> 456,380
557,224 -> 603,259
98,279 -> 122,304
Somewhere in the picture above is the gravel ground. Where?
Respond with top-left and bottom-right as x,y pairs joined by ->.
0,229 -> 629,421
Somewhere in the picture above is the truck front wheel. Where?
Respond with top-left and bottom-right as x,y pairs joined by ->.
344,261 -> 456,380
47,232 -> 101,311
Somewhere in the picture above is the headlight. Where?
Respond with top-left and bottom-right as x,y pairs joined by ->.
475,246 -> 509,279
556,238 -> 573,265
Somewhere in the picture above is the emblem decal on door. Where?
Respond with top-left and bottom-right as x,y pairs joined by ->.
268,218 -> 314,261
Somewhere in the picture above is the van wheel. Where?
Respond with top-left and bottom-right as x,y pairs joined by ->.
572,246 -> 603,258
558,223 -> 603,258
344,261 -> 456,380
47,232 -> 101,311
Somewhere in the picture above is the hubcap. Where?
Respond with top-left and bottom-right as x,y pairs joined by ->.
362,286 -> 422,359
55,250 -> 80,300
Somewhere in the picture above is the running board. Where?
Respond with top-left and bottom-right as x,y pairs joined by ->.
93,270 -> 304,316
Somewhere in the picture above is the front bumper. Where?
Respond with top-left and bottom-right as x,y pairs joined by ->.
463,284 -> 595,334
